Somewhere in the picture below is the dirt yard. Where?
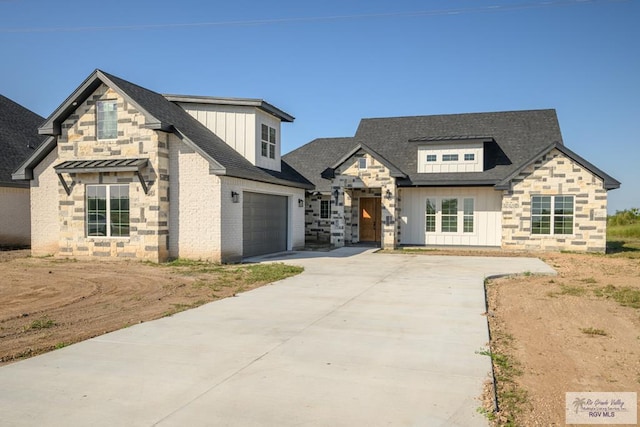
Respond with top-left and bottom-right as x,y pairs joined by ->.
0,251 -> 301,365
485,250 -> 640,426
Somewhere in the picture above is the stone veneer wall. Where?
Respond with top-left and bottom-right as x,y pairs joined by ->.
502,148 -> 608,253
304,193 -> 332,243
331,151 -> 397,248
55,84 -> 169,261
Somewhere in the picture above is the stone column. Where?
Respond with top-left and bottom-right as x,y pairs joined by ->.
330,186 -> 345,247
380,181 -> 397,249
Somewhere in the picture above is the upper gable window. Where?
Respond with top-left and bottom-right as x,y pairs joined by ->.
358,157 -> 367,169
261,124 -> 276,159
464,153 -> 475,161
96,100 -> 117,140
426,154 -> 437,162
442,154 -> 459,162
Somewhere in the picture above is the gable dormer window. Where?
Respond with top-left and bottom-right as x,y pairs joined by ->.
261,124 -> 276,159
426,154 -> 437,162
442,154 -> 459,162
96,100 -> 117,140
464,153 -> 475,161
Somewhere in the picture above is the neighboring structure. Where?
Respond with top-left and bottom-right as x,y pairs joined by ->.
284,110 -> 620,253
0,95 -> 45,247
13,70 -> 312,262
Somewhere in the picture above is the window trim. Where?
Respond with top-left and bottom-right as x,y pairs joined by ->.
260,124 -> 277,159
86,184 -> 130,238
320,199 -> 331,219
96,100 -> 118,140
425,196 -> 475,235
531,195 -> 574,236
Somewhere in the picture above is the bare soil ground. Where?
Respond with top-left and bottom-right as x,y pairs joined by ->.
0,251 -> 300,365
485,250 -> 640,426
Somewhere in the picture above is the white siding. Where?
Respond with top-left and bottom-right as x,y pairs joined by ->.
30,149 -> 60,255
418,143 -> 483,173
399,187 -> 502,246
254,110 -> 282,172
0,186 -> 31,246
177,103 -> 257,165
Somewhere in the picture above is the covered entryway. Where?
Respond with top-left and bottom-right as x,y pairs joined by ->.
359,197 -> 381,243
242,192 -> 288,257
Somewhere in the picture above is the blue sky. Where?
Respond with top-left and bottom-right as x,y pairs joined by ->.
1,0 -> 637,212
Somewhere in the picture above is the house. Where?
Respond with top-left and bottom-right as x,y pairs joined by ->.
12,70 -> 312,262
0,95 -> 46,247
284,110 -> 620,253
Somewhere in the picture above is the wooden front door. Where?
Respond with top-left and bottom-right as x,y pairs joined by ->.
359,198 -> 382,243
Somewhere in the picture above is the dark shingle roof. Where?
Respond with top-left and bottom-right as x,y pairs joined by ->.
100,71 -> 312,189
286,109 -> 595,189
0,95 -> 45,186
28,70 -> 312,189
283,137 -> 355,192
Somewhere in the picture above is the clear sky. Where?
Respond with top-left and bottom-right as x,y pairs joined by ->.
1,0 -> 637,212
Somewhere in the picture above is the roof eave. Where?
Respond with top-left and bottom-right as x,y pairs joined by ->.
12,136 -> 57,181
163,94 -> 295,122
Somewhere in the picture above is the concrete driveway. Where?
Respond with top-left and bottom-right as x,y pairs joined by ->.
0,249 -> 554,426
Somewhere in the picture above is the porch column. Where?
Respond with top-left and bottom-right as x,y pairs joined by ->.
381,182 -> 397,249
330,186 -> 345,247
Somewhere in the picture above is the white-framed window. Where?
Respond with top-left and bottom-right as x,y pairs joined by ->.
425,198 -> 436,232
442,154 -> 459,162
425,197 -> 475,234
531,195 -> 574,235
463,198 -> 474,232
261,124 -> 276,159
320,200 -> 331,219
464,153 -> 475,161
426,154 -> 437,162
86,184 -> 130,237
358,157 -> 367,169
96,100 -> 117,140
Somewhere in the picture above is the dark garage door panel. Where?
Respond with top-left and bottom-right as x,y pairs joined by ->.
243,192 -> 288,257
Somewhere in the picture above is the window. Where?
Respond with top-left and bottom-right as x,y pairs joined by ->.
426,154 -> 437,162
358,157 -> 367,169
442,154 -> 459,162
320,200 -> 331,219
463,198 -> 474,232
441,198 -> 458,232
86,185 -> 130,237
96,100 -> 117,140
261,124 -> 276,159
464,153 -> 475,161
531,195 -> 574,235
425,198 -> 436,232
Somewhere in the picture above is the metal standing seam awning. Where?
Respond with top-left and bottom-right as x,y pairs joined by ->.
53,158 -> 150,195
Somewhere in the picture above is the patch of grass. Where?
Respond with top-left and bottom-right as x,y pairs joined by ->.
608,223 -> 640,239
54,342 -> 68,349
242,263 -> 303,284
581,327 -> 608,336
548,284 -> 588,298
593,285 -> 640,309
581,277 -> 598,284
25,316 -> 56,330
606,239 -> 640,258
163,300 -> 208,317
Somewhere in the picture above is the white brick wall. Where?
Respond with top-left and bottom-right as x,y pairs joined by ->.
0,186 -> 31,246
30,149 -> 60,255
168,135 -> 222,261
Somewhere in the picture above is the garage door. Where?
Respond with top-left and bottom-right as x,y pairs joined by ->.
243,192 -> 288,258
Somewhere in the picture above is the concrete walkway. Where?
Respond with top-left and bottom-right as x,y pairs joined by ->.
0,249 -> 554,426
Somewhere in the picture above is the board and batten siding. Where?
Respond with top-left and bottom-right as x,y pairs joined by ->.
399,187 -> 502,246
178,103 -> 257,165
417,143 -> 484,173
